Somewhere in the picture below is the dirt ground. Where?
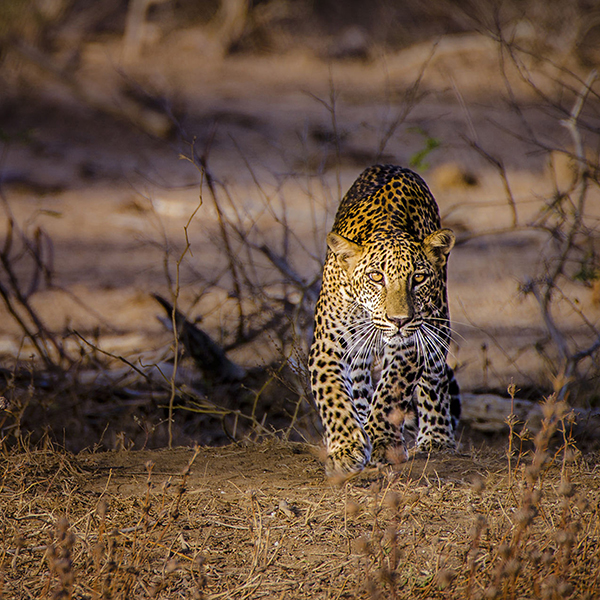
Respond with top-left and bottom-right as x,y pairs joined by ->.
1,4 -> 600,598
3,435 -> 600,598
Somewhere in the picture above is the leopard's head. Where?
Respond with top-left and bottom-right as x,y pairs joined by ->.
327,228 -> 455,346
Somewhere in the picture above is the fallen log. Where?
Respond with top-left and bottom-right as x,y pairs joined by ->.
153,294 -> 246,383
461,392 -> 600,434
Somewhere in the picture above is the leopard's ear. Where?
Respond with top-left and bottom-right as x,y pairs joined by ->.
327,232 -> 364,274
423,228 -> 455,268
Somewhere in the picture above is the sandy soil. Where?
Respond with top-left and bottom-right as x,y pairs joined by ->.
3,437 -> 600,598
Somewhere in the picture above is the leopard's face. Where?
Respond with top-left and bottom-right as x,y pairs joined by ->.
327,228 -> 455,344
351,240 -> 440,340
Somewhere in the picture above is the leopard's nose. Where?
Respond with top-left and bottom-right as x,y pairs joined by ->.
388,316 -> 411,330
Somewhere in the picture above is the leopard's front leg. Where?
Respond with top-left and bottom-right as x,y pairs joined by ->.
414,363 -> 457,451
309,336 -> 372,476
365,340 -> 422,464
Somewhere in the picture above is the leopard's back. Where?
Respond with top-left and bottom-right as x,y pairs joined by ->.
331,164 -> 441,243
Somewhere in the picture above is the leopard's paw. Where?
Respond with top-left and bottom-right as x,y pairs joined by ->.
413,432 -> 457,455
370,441 -> 408,468
325,430 -> 371,480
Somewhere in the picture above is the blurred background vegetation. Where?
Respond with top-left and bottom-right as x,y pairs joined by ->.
1,0 -> 599,65
0,0 -> 599,452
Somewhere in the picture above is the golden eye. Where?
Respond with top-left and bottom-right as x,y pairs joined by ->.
368,271 -> 385,284
413,273 -> 428,285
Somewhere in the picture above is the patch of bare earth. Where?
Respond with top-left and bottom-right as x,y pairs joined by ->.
2,431 -> 600,598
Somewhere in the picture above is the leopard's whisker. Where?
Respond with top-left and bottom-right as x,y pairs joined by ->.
427,315 -> 474,330
421,323 -> 450,348
413,323 -> 440,364
420,323 -> 456,364
347,324 -> 380,374
414,330 -> 428,371
344,322 -> 376,356
419,330 -> 437,371
422,323 -> 450,348
422,307 -> 466,342
344,325 -> 376,368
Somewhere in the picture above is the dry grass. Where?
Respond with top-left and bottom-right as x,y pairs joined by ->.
1,397 -> 599,599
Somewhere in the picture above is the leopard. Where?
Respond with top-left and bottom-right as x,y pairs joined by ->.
308,164 -> 461,476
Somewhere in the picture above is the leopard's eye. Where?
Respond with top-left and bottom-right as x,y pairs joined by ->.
368,271 -> 385,284
413,272 -> 429,285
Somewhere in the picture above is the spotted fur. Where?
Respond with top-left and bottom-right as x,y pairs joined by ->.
309,165 -> 461,476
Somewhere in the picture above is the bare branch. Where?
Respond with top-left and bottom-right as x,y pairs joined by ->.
560,70 -> 598,177
462,136 -> 518,227
187,143 -> 246,343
